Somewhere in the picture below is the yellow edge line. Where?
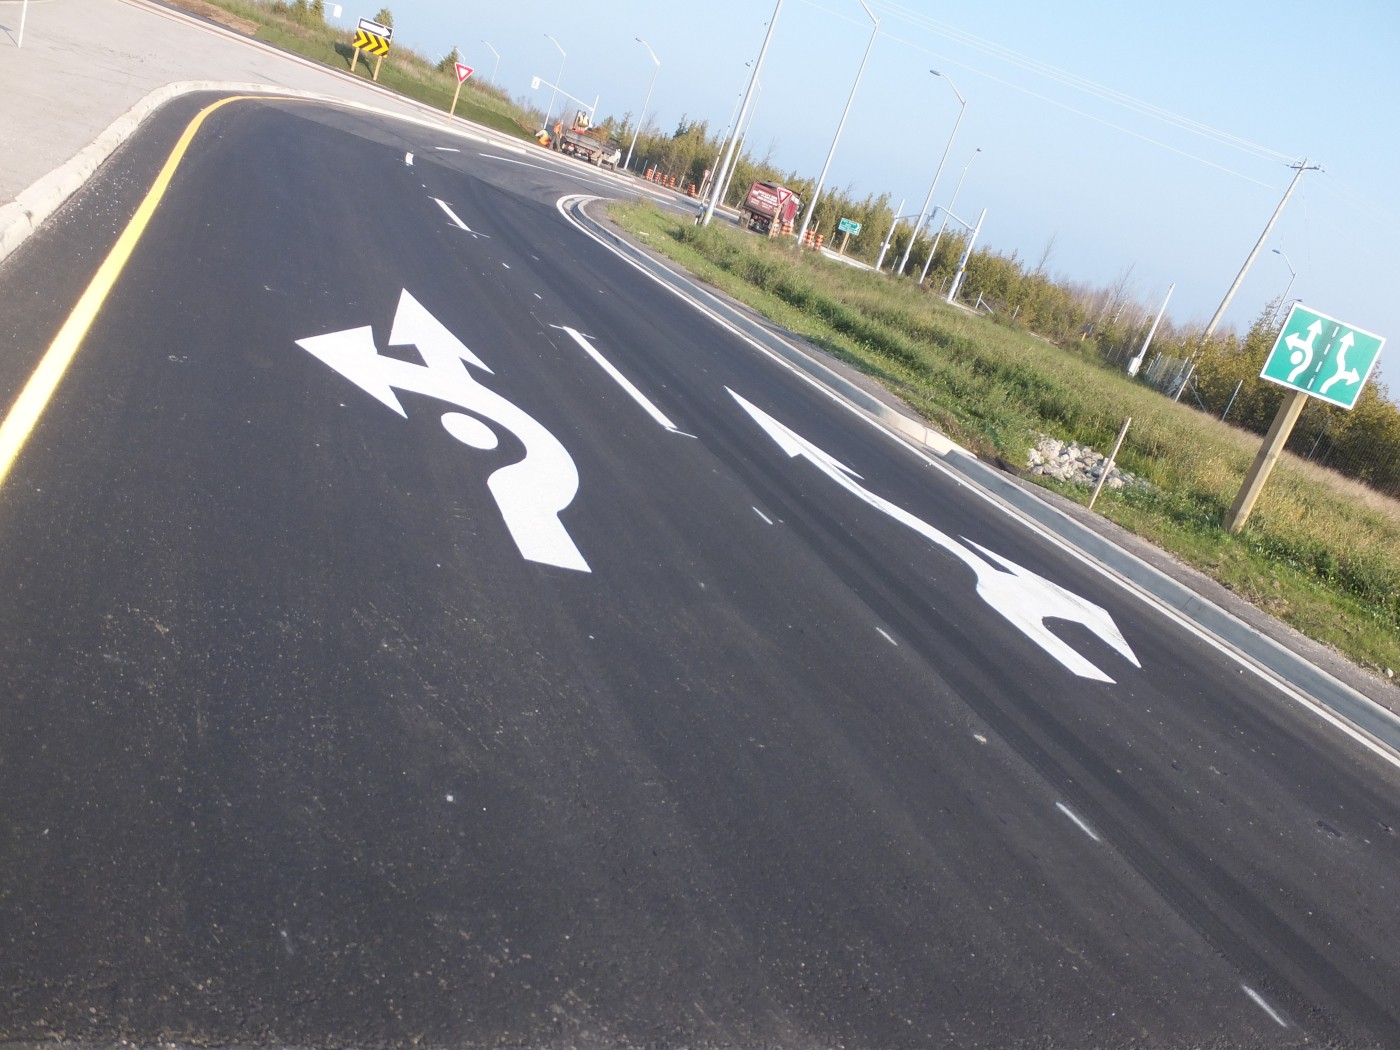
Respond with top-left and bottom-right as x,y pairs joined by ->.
0,94 -> 292,491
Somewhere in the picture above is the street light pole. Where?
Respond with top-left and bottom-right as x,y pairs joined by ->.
542,33 -> 566,129
702,0 -> 785,226
795,0 -> 878,245
1271,248 -> 1296,321
874,197 -> 905,271
1127,283 -> 1175,376
701,68 -> 751,200
897,70 -> 966,276
480,39 -> 500,85
946,207 -> 986,303
717,77 -> 761,208
920,146 -> 980,284
623,38 -> 661,173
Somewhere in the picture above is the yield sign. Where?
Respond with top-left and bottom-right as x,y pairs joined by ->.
455,62 -> 474,83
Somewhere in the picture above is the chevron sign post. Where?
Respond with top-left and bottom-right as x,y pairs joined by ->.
351,17 -> 393,80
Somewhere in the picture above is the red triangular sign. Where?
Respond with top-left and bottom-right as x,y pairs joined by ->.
455,63 -> 474,83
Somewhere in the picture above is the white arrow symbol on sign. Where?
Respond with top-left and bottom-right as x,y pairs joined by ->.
1286,318 -> 1323,384
297,290 -> 589,572
730,389 -> 1140,683
1318,330 -> 1361,396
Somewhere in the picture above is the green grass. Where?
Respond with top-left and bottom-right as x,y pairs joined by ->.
613,201 -> 1400,678
191,0 -> 538,142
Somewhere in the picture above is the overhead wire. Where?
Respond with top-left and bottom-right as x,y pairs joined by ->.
867,0 -> 1296,163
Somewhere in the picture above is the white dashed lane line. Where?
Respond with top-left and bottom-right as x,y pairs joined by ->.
1242,984 -> 1290,1028
552,325 -> 692,437
1055,801 -> 1102,843
432,197 -> 469,231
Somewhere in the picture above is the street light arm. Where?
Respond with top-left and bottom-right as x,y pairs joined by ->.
480,39 -> 500,83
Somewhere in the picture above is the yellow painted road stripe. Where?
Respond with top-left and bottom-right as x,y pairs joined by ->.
0,94 -> 291,491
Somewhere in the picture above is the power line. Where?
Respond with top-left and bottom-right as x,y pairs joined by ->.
865,1 -> 1295,164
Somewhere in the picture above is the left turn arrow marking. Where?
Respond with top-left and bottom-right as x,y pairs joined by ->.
298,291 -> 589,572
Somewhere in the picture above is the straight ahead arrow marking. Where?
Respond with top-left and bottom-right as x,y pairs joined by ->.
729,388 -> 1140,682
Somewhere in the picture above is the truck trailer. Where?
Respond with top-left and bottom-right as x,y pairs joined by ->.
548,110 -> 622,169
738,181 -> 801,236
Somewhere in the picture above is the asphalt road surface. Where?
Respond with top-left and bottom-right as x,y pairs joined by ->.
1,94 -> 1398,1049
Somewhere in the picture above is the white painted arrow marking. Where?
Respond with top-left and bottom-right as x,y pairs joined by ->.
730,389 -> 1140,682
1286,318 -> 1322,383
298,291 -> 589,572
1319,330 -> 1361,395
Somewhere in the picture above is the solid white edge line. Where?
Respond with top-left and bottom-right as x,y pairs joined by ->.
480,153 -> 679,206
1241,984 -> 1289,1027
432,197 -> 469,230
556,191 -> 1400,776
553,325 -> 681,433
1055,802 -> 1101,842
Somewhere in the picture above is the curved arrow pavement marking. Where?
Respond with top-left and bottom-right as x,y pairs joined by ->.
298,290 -> 589,572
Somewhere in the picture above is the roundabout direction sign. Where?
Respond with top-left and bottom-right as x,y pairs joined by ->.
1225,303 -> 1386,533
1259,303 -> 1384,410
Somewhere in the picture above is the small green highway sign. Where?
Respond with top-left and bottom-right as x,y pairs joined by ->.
1259,303 -> 1385,410
837,217 -> 862,235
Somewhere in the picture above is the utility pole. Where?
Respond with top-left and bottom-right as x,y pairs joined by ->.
1176,159 -> 1321,397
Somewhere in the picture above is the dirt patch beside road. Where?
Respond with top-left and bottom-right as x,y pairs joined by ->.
162,0 -> 260,35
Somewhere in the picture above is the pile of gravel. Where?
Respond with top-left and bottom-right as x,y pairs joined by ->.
1026,435 -> 1149,491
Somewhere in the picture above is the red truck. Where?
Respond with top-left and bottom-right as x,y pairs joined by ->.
738,181 -> 801,236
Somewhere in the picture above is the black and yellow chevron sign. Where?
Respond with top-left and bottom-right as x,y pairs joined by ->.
353,28 -> 390,56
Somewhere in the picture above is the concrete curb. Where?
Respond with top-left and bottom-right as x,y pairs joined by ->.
945,451 -> 1400,754
566,199 -> 1400,763
0,78 -> 533,268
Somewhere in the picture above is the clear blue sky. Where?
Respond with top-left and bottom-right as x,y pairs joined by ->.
347,0 -> 1397,386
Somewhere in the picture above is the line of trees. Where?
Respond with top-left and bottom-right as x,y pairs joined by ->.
608,113 -> 1399,499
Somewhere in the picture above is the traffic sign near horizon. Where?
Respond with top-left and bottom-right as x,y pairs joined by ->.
454,62 -> 474,84
353,17 -> 392,57
1259,303 -> 1385,411
837,217 -> 862,235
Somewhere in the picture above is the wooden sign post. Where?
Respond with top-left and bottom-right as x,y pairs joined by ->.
449,63 -> 474,116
